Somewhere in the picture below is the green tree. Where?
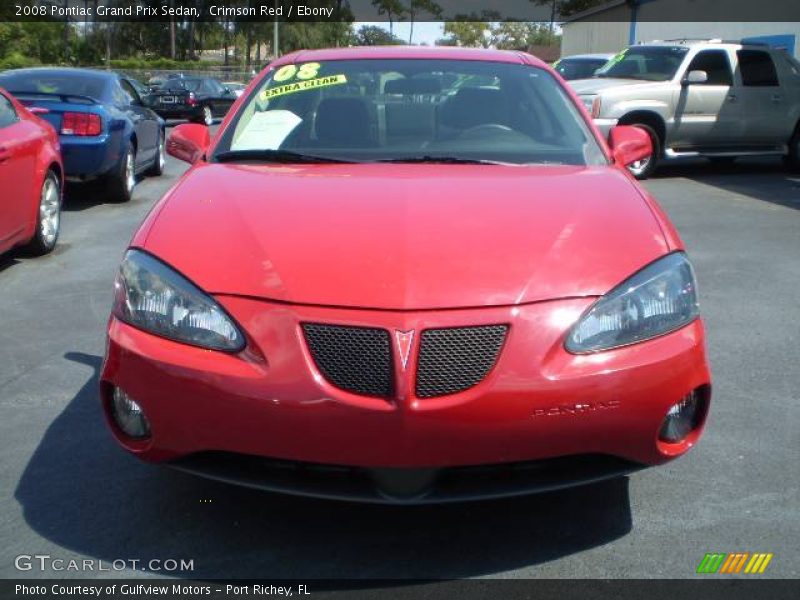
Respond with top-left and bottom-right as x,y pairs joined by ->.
491,22 -> 558,50
372,0 -> 407,37
354,25 -> 403,46
441,22 -> 492,48
406,0 -> 442,44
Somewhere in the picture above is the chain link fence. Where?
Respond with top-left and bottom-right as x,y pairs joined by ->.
109,68 -> 260,85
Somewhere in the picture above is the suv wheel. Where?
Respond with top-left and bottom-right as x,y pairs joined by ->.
785,124 -> 800,172
626,124 -> 660,180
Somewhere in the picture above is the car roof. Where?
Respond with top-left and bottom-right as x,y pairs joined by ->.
272,45 -> 546,68
638,39 -> 772,50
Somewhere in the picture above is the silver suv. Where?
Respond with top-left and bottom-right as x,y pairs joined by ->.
570,40 -> 800,178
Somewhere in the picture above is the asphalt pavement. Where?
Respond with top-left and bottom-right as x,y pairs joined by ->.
0,137 -> 798,580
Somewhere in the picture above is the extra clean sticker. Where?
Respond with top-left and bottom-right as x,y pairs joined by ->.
260,74 -> 348,101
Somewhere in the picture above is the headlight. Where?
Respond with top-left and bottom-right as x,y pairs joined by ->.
113,249 -> 245,352
579,94 -> 601,118
566,253 -> 699,353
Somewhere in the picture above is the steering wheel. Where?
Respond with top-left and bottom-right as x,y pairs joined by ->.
459,123 -> 514,138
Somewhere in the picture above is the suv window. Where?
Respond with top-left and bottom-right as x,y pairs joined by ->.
0,94 -> 18,128
686,50 -> 733,85
737,50 -> 779,86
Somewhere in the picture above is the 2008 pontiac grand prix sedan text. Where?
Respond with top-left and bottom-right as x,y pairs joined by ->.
100,46 -> 711,503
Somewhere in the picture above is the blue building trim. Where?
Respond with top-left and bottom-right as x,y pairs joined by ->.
628,4 -> 637,45
742,34 -> 796,55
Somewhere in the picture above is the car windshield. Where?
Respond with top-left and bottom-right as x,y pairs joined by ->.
0,71 -> 107,100
214,58 -> 606,166
595,46 -> 689,81
162,78 -> 202,92
555,58 -> 609,80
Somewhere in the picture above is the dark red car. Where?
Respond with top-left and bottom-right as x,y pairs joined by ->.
0,88 -> 63,257
102,47 -> 711,503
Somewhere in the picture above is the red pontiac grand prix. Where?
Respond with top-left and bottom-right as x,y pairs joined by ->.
101,47 -> 711,503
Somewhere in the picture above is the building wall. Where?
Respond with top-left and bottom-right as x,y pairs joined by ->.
560,5 -> 631,56
561,0 -> 800,59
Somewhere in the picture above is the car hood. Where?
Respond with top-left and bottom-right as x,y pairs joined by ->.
141,163 -> 669,310
569,77 -> 665,94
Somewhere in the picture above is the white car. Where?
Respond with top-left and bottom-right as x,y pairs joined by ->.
570,39 -> 800,178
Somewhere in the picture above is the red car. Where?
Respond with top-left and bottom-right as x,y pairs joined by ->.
0,88 -> 63,257
102,47 -> 711,503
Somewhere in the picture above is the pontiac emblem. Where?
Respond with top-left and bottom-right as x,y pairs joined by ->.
394,330 -> 415,370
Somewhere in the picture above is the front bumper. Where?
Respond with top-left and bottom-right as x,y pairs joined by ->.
100,296 -> 711,501
60,133 -> 119,179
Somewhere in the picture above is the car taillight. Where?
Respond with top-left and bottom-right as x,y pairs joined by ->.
61,112 -> 102,136
187,92 -> 197,107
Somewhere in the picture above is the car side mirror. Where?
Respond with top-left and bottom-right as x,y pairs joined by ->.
608,125 -> 653,168
167,123 -> 210,164
682,70 -> 708,85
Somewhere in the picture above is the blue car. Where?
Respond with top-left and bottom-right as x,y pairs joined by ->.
0,68 -> 165,202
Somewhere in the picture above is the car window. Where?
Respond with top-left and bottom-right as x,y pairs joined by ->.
217,59 -> 607,166
0,72 -> 107,100
119,79 -> 142,105
0,94 -> 18,129
685,50 -> 733,85
780,53 -> 800,78
595,46 -> 689,81
737,50 -> 779,86
206,79 -> 224,95
555,59 -> 608,81
163,78 -> 202,92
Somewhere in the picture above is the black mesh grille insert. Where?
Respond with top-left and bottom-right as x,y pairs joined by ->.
302,323 -> 394,398
416,325 -> 508,398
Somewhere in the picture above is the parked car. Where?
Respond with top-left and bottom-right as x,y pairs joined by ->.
0,88 -> 63,256
570,39 -> 800,178
553,53 -> 614,80
102,46 -> 711,504
0,68 -> 165,202
148,77 -> 237,125
222,81 -> 247,98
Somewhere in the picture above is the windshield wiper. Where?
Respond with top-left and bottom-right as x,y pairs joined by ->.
214,149 -> 358,164
375,155 -> 506,165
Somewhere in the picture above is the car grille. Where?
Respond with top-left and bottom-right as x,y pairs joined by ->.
416,325 -> 508,398
302,323 -> 394,398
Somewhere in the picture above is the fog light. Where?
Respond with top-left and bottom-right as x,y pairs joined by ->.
659,390 -> 703,443
111,387 -> 151,439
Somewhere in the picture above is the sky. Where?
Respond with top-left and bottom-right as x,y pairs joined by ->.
355,22 -> 446,45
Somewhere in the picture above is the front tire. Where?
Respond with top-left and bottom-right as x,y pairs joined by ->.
625,123 -> 660,180
23,170 -> 61,256
106,143 -> 136,203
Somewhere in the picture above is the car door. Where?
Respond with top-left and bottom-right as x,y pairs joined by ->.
118,78 -> 159,168
735,49 -> 788,146
0,94 -> 38,249
671,49 -> 742,148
